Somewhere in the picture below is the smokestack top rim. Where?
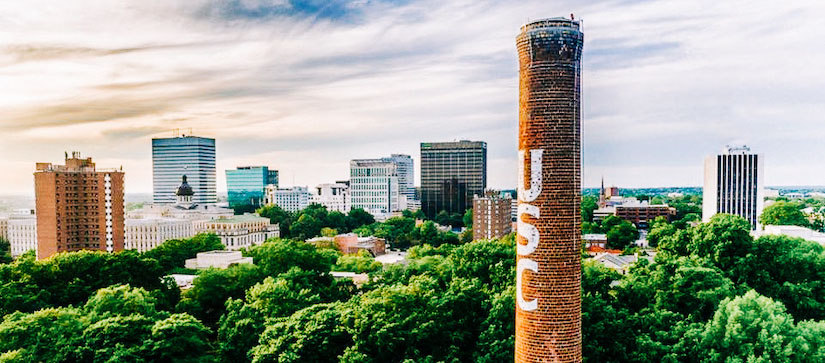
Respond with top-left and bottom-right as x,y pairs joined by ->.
520,17 -> 581,33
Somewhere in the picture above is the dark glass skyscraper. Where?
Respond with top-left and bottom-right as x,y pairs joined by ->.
226,166 -> 279,211
152,135 -> 216,205
515,17 -> 583,362
420,141 -> 486,218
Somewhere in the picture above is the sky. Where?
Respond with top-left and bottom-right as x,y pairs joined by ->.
1,0 -> 824,195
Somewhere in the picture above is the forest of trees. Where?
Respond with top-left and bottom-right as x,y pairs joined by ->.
4,207 -> 825,361
258,204 -> 468,249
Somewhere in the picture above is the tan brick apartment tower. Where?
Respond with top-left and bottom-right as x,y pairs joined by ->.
35,152 -> 125,260
516,17 -> 583,362
472,191 -> 513,240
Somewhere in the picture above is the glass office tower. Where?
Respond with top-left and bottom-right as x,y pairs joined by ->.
420,141 -> 487,218
152,135 -> 216,204
226,166 -> 279,210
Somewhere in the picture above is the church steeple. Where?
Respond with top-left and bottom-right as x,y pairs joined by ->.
598,176 -> 606,208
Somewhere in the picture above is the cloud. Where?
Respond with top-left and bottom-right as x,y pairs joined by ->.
0,0 -> 824,196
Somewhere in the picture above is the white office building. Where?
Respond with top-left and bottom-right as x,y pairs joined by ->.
350,159 -> 404,218
383,154 -> 415,204
703,145 -> 765,230
197,214 -> 279,250
265,185 -> 310,212
125,218 -> 195,252
0,216 -> 7,241
311,183 -> 351,213
7,213 -> 37,257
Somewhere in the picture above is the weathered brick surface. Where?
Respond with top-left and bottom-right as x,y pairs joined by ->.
515,18 -> 583,363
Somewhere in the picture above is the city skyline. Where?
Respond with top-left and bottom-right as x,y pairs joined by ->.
2,1 -> 825,195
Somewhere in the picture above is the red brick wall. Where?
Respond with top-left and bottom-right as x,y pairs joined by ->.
35,164 -> 125,260
515,18 -> 583,362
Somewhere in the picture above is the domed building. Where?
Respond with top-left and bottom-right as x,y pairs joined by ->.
176,175 -> 195,209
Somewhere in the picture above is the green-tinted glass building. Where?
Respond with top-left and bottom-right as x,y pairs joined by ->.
225,166 -> 279,210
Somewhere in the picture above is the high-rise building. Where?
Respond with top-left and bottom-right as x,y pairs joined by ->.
420,141 -> 487,218
35,153 -> 125,260
265,185 -> 311,212
152,135 -> 216,205
516,17 -> 583,362
703,145 -> 765,230
226,166 -> 279,210
383,154 -> 415,203
349,159 -> 402,217
473,192 -> 513,240
311,183 -> 351,213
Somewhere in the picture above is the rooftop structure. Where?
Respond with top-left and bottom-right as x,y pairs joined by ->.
755,225 -> 825,245
592,252 -> 652,275
184,250 -> 253,269
307,233 -> 387,256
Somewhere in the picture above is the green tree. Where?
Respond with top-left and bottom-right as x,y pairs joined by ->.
334,251 -> 383,273
257,204 -> 294,237
340,276 -> 488,362
217,299 -> 263,362
251,303 -> 352,363
244,239 -> 337,277
290,214 -> 322,240
0,250 -> 170,317
144,313 -> 214,362
143,233 -> 224,272
80,314 -> 155,361
434,210 -> 451,227
459,229 -> 473,243
605,219 -> 639,250
177,263 -> 262,327
0,237 -> 11,264
689,214 -> 754,279
463,209 -> 473,228
646,216 -> 673,247
347,208 -> 375,231
373,217 -> 415,247
217,267 -> 349,362
0,308 -> 86,362
327,211 -> 349,232
473,286 -> 515,362
581,196 -> 598,223
84,284 -> 159,320
742,234 -> 825,320
759,201 -> 810,227
698,290 -> 799,363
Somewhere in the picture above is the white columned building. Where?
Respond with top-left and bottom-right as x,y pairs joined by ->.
703,145 -> 765,230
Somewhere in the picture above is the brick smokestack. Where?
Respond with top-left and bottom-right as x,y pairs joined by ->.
515,17 -> 583,362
